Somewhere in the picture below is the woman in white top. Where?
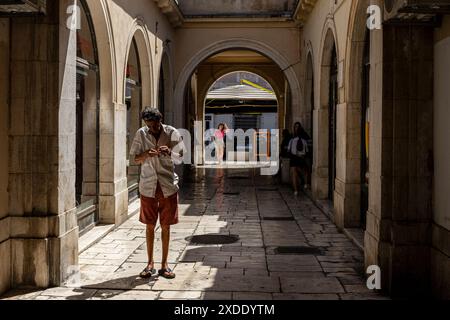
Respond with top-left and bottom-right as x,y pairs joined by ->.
213,123 -> 228,164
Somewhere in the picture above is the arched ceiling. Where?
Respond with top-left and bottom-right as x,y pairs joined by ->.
176,0 -> 299,19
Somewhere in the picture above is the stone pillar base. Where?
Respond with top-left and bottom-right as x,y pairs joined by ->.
312,169 -> 329,200
431,223 -> 450,299
0,239 -> 11,294
8,212 -> 78,289
99,190 -> 129,226
334,179 -> 361,229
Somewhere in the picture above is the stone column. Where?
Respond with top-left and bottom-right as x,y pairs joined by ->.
99,101 -> 129,226
365,22 -> 434,297
277,92 -> 285,133
127,86 -> 142,190
284,79 -> 292,132
7,0 -> 79,289
334,100 -> 362,228
81,68 -> 99,205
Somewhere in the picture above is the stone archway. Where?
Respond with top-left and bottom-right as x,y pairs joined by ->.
335,0 -> 371,229
110,21 -> 155,222
199,66 -> 285,132
173,38 -> 302,129
122,22 -> 154,108
198,68 -> 283,165
313,24 -> 338,202
305,50 -> 314,137
84,0 -> 122,225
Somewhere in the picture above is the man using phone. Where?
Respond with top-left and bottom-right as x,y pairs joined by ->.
130,107 -> 185,279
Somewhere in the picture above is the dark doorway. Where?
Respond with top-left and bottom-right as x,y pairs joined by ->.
126,39 -> 142,203
328,46 -> 338,202
360,30 -> 371,230
75,74 -> 84,207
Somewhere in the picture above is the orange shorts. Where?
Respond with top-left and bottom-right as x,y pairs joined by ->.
139,183 -> 179,226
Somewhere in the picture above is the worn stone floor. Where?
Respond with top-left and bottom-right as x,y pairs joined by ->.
1,167 -> 388,300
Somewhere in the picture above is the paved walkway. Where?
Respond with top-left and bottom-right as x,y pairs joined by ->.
1,167 -> 387,300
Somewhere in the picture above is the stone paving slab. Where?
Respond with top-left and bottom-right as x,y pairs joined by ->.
273,293 -> 340,300
92,290 -> 160,300
233,292 -> 273,300
280,277 -> 345,294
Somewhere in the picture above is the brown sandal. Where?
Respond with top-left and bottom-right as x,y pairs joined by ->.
158,268 -> 176,279
139,267 -> 156,278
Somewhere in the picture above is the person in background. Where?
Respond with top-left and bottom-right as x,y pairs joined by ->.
214,123 -> 229,164
289,122 -> 311,196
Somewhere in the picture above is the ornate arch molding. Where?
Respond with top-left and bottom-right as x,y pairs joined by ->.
85,0 -> 116,105
123,17 -> 154,108
174,38 -> 302,128
158,48 -> 175,116
345,0 -> 370,104
319,19 -> 339,110
304,40 -> 315,109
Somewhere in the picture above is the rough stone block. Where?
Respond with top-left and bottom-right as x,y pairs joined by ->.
431,248 -> 450,299
12,239 -> 49,288
0,240 -> 11,295
0,217 -> 9,243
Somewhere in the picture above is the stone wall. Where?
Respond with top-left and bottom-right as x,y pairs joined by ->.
363,2 -> 435,296
432,15 -> 450,299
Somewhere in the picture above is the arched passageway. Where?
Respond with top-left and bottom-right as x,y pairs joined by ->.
173,39 -> 302,130
176,47 -> 293,170
203,71 -> 279,166
334,0 -> 372,230
120,25 -> 153,209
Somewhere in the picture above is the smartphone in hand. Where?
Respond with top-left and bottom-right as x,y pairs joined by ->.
158,146 -> 171,156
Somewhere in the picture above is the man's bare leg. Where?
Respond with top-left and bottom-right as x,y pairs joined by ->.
161,225 -> 171,269
146,224 -> 156,269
